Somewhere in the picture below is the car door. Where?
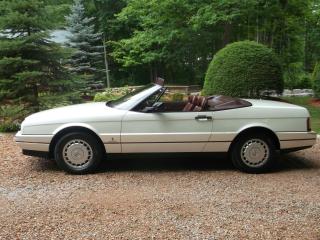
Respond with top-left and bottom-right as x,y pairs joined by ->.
121,110 -> 213,153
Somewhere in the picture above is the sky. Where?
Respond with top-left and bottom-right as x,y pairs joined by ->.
50,30 -> 71,44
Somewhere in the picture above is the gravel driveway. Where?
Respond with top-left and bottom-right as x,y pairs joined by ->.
0,134 -> 319,239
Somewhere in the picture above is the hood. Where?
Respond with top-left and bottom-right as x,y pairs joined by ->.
23,102 -> 125,127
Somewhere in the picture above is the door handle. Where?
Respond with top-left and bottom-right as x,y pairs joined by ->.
195,115 -> 212,121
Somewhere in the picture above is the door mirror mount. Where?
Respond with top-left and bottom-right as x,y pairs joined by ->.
142,102 -> 164,113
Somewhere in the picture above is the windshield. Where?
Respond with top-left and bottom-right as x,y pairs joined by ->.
107,83 -> 162,110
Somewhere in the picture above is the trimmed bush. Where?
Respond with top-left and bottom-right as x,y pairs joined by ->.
203,41 -> 284,97
312,62 -> 320,98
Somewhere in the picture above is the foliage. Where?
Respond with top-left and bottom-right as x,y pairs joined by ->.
66,0 -> 104,81
44,0 -> 73,28
0,105 -> 27,132
284,62 -> 312,89
1,0 -> 320,129
171,93 -> 184,102
0,0 -> 70,111
0,122 -> 20,132
202,41 -> 284,97
39,92 -> 83,110
107,0 -> 312,84
312,62 -> 320,98
93,86 -> 134,102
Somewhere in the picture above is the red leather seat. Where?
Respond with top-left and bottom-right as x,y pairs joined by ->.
193,96 -> 207,111
182,95 -> 207,112
182,95 -> 196,111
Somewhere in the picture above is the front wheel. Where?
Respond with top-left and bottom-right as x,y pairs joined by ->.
54,132 -> 103,174
231,134 -> 276,173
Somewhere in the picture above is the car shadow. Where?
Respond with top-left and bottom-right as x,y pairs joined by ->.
274,152 -> 320,172
98,151 -> 319,173
31,152 -> 319,174
98,153 -> 234,173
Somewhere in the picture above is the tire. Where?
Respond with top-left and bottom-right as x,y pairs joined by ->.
54,132 -> 103,174
231,133 -> 276,173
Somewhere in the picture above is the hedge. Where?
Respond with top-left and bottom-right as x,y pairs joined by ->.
202,41 -> 284,97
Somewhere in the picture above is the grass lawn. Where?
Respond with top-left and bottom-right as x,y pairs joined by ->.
282,96 -> 320,134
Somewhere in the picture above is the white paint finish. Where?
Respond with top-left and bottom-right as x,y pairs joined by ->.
121,111 -> 213,152
280,139 -> 316,149
203,142 -> 231,152
16,142 -> 49,152
208,132 -> 236,142
277,131 -> 317,141
104,144 -> 121,153
22,102 -> 125,129
15,131 -> 53,143
121,132 -> 212,143
245,99 -> 309,117
15,84 -> 317,155
122,143 -> 206,153
100,133 -> 121,144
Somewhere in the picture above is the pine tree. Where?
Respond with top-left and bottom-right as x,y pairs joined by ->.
0,0 -> 69,111
66,0 -> 103,83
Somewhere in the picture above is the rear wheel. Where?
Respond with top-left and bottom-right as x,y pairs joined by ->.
231,133 -> 276,173
54,132 -> 103,174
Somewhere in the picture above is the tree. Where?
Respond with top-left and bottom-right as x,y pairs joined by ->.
202,41 -> 284,97
312,61 -> 320,98
66,0 -> 104,85
111,0 -> 211,84
110,0 -> 311,86
0,0 -> 69,111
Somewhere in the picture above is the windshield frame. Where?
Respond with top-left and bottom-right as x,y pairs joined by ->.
107,83 -> 164,111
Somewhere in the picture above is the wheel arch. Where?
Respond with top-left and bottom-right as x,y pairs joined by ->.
49,125 -> 105,158
228,126 -> 280,154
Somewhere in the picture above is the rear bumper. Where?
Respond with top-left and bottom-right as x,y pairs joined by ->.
15,131 -> 52,152
277,131 -> 317,151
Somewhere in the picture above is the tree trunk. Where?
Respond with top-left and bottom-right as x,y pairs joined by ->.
103,35 -> 110,88
223,23 -> 232,47
32,84 -> 39,112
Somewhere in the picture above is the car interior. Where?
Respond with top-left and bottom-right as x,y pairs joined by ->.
133,88 -> 252,113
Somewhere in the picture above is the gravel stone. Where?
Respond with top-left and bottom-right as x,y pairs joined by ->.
0,134 -> 319,239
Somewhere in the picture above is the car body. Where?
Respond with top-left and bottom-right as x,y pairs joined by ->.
15,79 -> 317,173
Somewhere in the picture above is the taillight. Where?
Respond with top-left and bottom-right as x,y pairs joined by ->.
307,117 -> 311,131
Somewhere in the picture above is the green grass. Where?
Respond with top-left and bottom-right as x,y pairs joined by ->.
282,96 -> 320,133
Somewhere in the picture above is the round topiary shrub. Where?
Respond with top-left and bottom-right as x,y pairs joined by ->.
202,41 -> 284,97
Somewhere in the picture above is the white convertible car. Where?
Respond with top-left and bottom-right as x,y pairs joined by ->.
15,79 -> 317,174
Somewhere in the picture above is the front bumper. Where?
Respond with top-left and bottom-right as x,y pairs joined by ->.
277,131 -> 317,150
15,131 -> 53,152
